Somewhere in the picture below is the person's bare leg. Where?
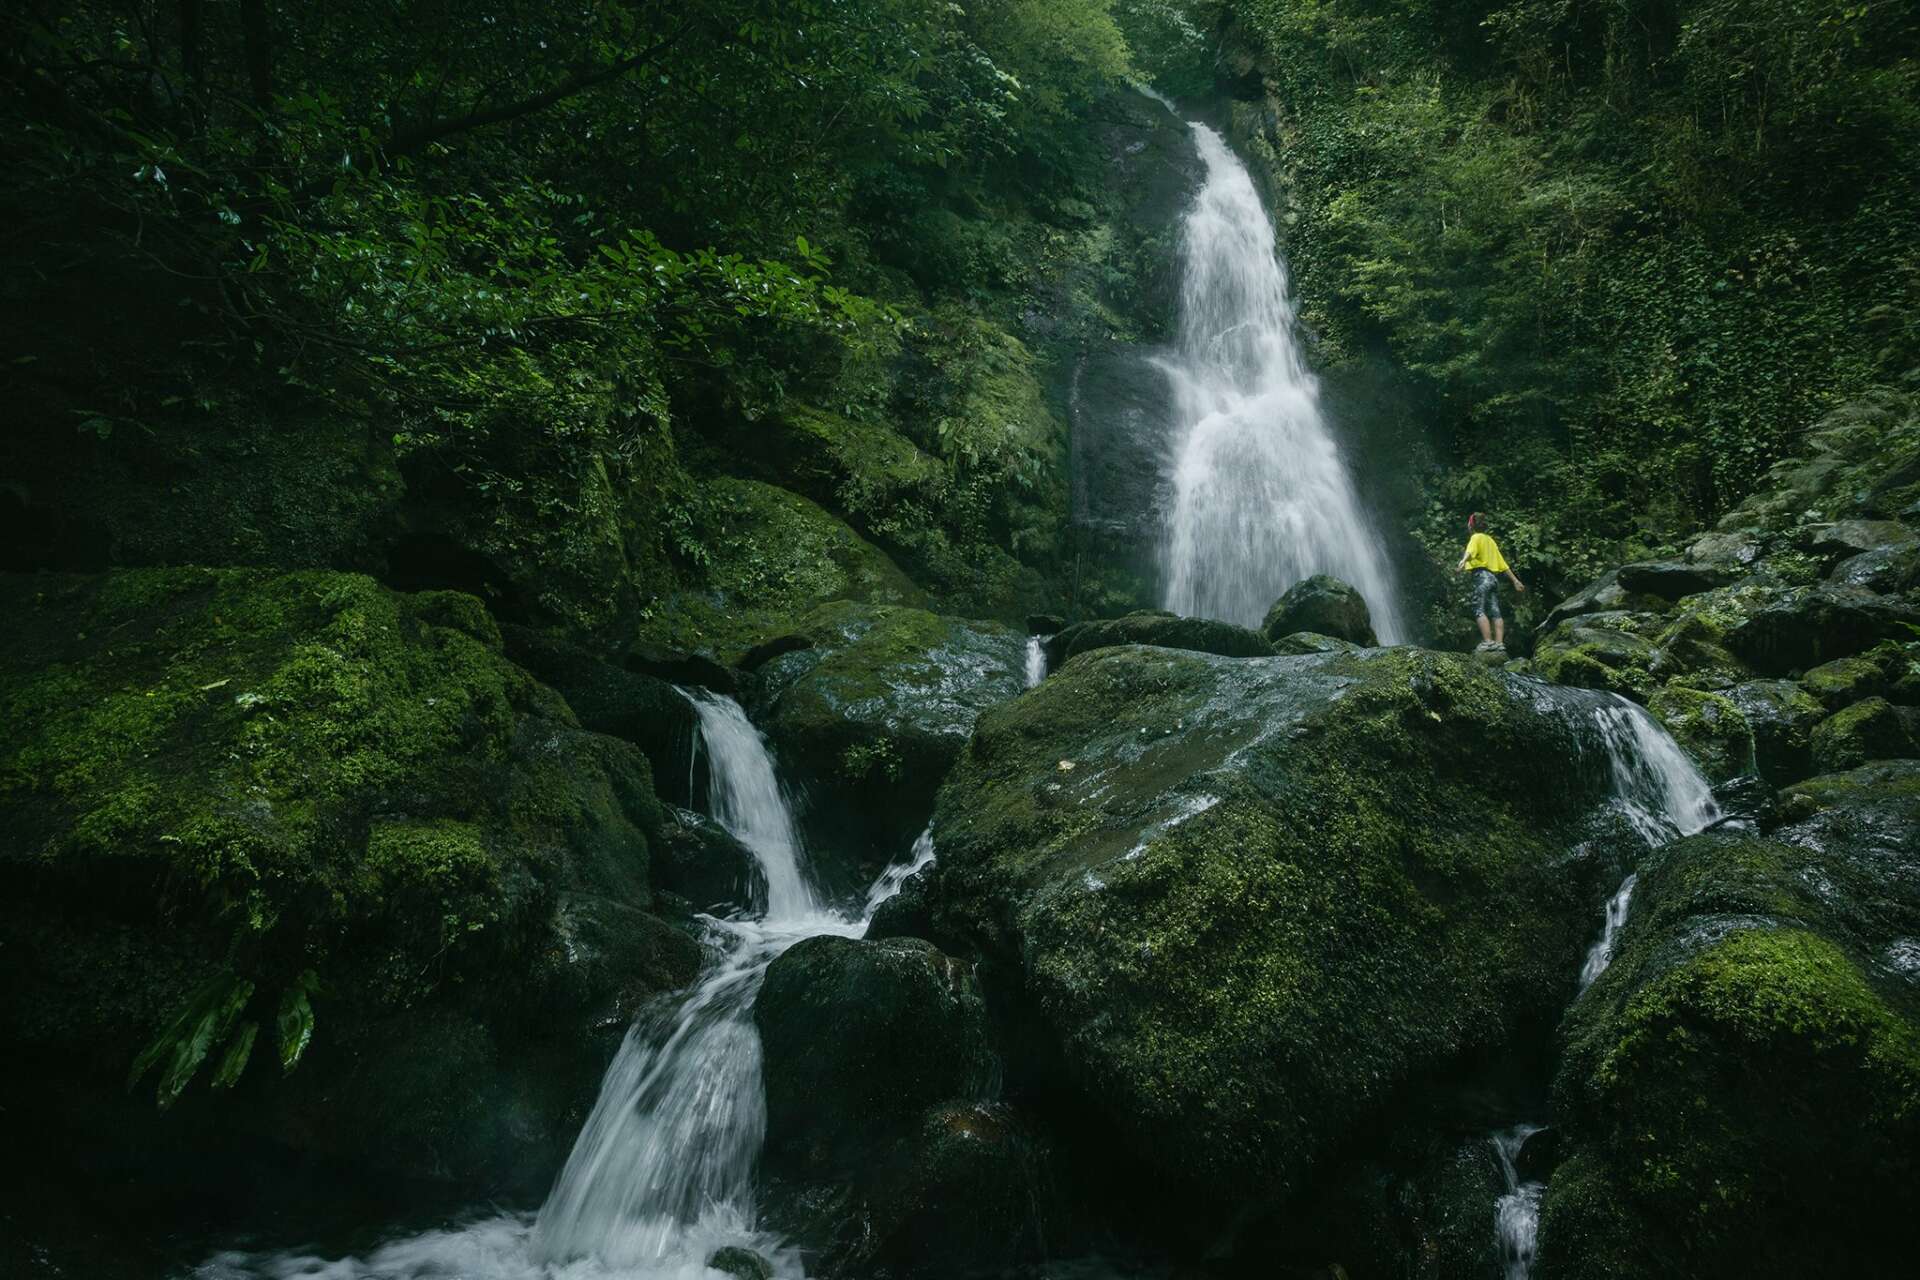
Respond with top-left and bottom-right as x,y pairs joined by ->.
1494,617 -> 1505,646
1477,614 -> 1492,643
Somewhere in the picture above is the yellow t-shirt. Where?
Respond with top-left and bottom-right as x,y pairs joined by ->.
1460,532 -> 1509,574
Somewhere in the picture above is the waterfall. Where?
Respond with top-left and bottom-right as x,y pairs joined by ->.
1024,636 -> 1048,688
1157,122 -> 1404,639
1574,693 -> 1720,989
1491,1125 -> 1545,1280
198,695 -> 936,1280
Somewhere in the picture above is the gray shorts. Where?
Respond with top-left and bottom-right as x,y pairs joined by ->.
1472,569 -> 1503,621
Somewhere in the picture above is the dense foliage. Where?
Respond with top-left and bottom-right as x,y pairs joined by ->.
2,0 -> 1138,627
1216,0 -> 1920,615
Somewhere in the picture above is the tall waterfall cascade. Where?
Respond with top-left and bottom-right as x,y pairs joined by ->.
1158,122 -> 1405,639
199,692 -> 931,1280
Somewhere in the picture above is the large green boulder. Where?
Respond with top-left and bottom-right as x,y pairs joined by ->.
1538,765 -> 1920,1277
1646,685 -> 1753,783
1724,680 -> 1827,785
0,569 -> 700,1190
1802,655 -> 1891,710
754,603 -> 1024,884
1260,574 -> 1377,646
1532,613 -> 1662,701
1726,583 -> 1920,675
921,645 -> 1651,1228
757,936 -> 1047,1277
1045,613 -> 1275,665
1810,696 -> 1918,773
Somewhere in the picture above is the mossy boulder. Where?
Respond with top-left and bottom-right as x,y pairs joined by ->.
1726,583 -> 1920,675
1616,559 -> 1740,601
1261,574 -> 1378,646
499,624 -> 698,803
758,935 -> 1043,1276
1044,613 -> 1274,665
0,569 -> 700,1190
650,807 -> 765,915
920,645 -> 1660,1229
628,477 -> 926,664
1539,772 -> 1920,1277
1532,614 -> 1662,701
1646,686 -> 1754,783
754,603 -> 1024,886
1724,680 -> 1827,785
1802,655 -> 1890,710
1271,631 -> 1365,656
1810,696 -> 1918,773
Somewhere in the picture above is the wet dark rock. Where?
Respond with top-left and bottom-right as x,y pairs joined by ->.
1540,569 -> 1669,634
1045,613 -> 1274,666
1647,686 -> 1752,783
1271,630 -> 1363,656
1829,540 -> 1920,594
1514,1126 -> 1562,1183
754,602 -> 1023,889
1802,655 -> 1889,710
758,935 -> 1043,1277
1725,584 -> 1920,675
1810,696 -> 1917,773
864,864 -> 940,945
1725,680 -> 1827,786
624,642 -> 739,696
649,807 -> 765,915
923,645 -> 1641,1229
1532,613 -> 1662,700
1540,772 -> 1920,1278
1026,613 -> 1066,635
1685,528 -> 1768,570
1260,573 -> 1377,645
1808,518 -> 1914,559
1616,559 -> 1740,600
500,625 -> 698,803
738,633 -> 813,672
707,1247 -> 774,1280
1708,774 -> 1776,832
758,935 -> 993,1174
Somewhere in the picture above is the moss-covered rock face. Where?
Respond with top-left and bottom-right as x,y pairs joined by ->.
1532,613 -> 1663,701
1044,612 -> 1275,665
1260,573 -> 1378,645
921,645 -> 1653,1227
1810,695 -> 1918,773
757,935 -> 1050,1278
1539,768 -> 1920,1277
1802,655 -> 1891,710
0,569 -> 699,1189
1725,679 -> 1828,786
629,477 -> 926,664
1646,686 -> 1753,784
754,602 -> 1024,885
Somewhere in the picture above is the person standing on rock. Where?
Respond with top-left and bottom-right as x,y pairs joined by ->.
1458,512 -> 1525,649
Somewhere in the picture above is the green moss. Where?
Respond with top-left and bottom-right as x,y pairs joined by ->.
1811,696 -> 1915,773
931,646 -> 1612,1207
1647,684 -> 1754,783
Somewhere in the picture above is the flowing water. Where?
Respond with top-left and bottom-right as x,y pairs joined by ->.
1157,122 -> 1404,638
1024,636 -> 1048,688
1482,689 -> 1720,1279
194,692 -> 931,1280
1491,1125 -> 1545,1280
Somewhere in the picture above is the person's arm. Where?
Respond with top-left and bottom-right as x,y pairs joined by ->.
1507,569 -> 1526,593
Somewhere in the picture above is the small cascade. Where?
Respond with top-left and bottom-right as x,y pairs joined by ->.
1024,636 -> 1048,688
197,695 -> 938,1280
1491,1125 -> 1545,1280
1155,122 -> 1404,639
1579,873 -> 1638,992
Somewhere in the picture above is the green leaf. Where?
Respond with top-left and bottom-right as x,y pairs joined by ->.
210,1020 -> 260,1089
128,972 -> 256,1109
277,973 -> 318,1073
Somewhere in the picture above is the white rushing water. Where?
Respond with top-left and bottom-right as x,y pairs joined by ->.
1491,1124 -> 1545,1280
195,692 -> 933,1280
1024,636 -> 1048,688
1575,695 -> 1720,990
1157,122 -> 1404,639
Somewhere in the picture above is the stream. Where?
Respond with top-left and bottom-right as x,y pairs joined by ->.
194,692 -> 927,1280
